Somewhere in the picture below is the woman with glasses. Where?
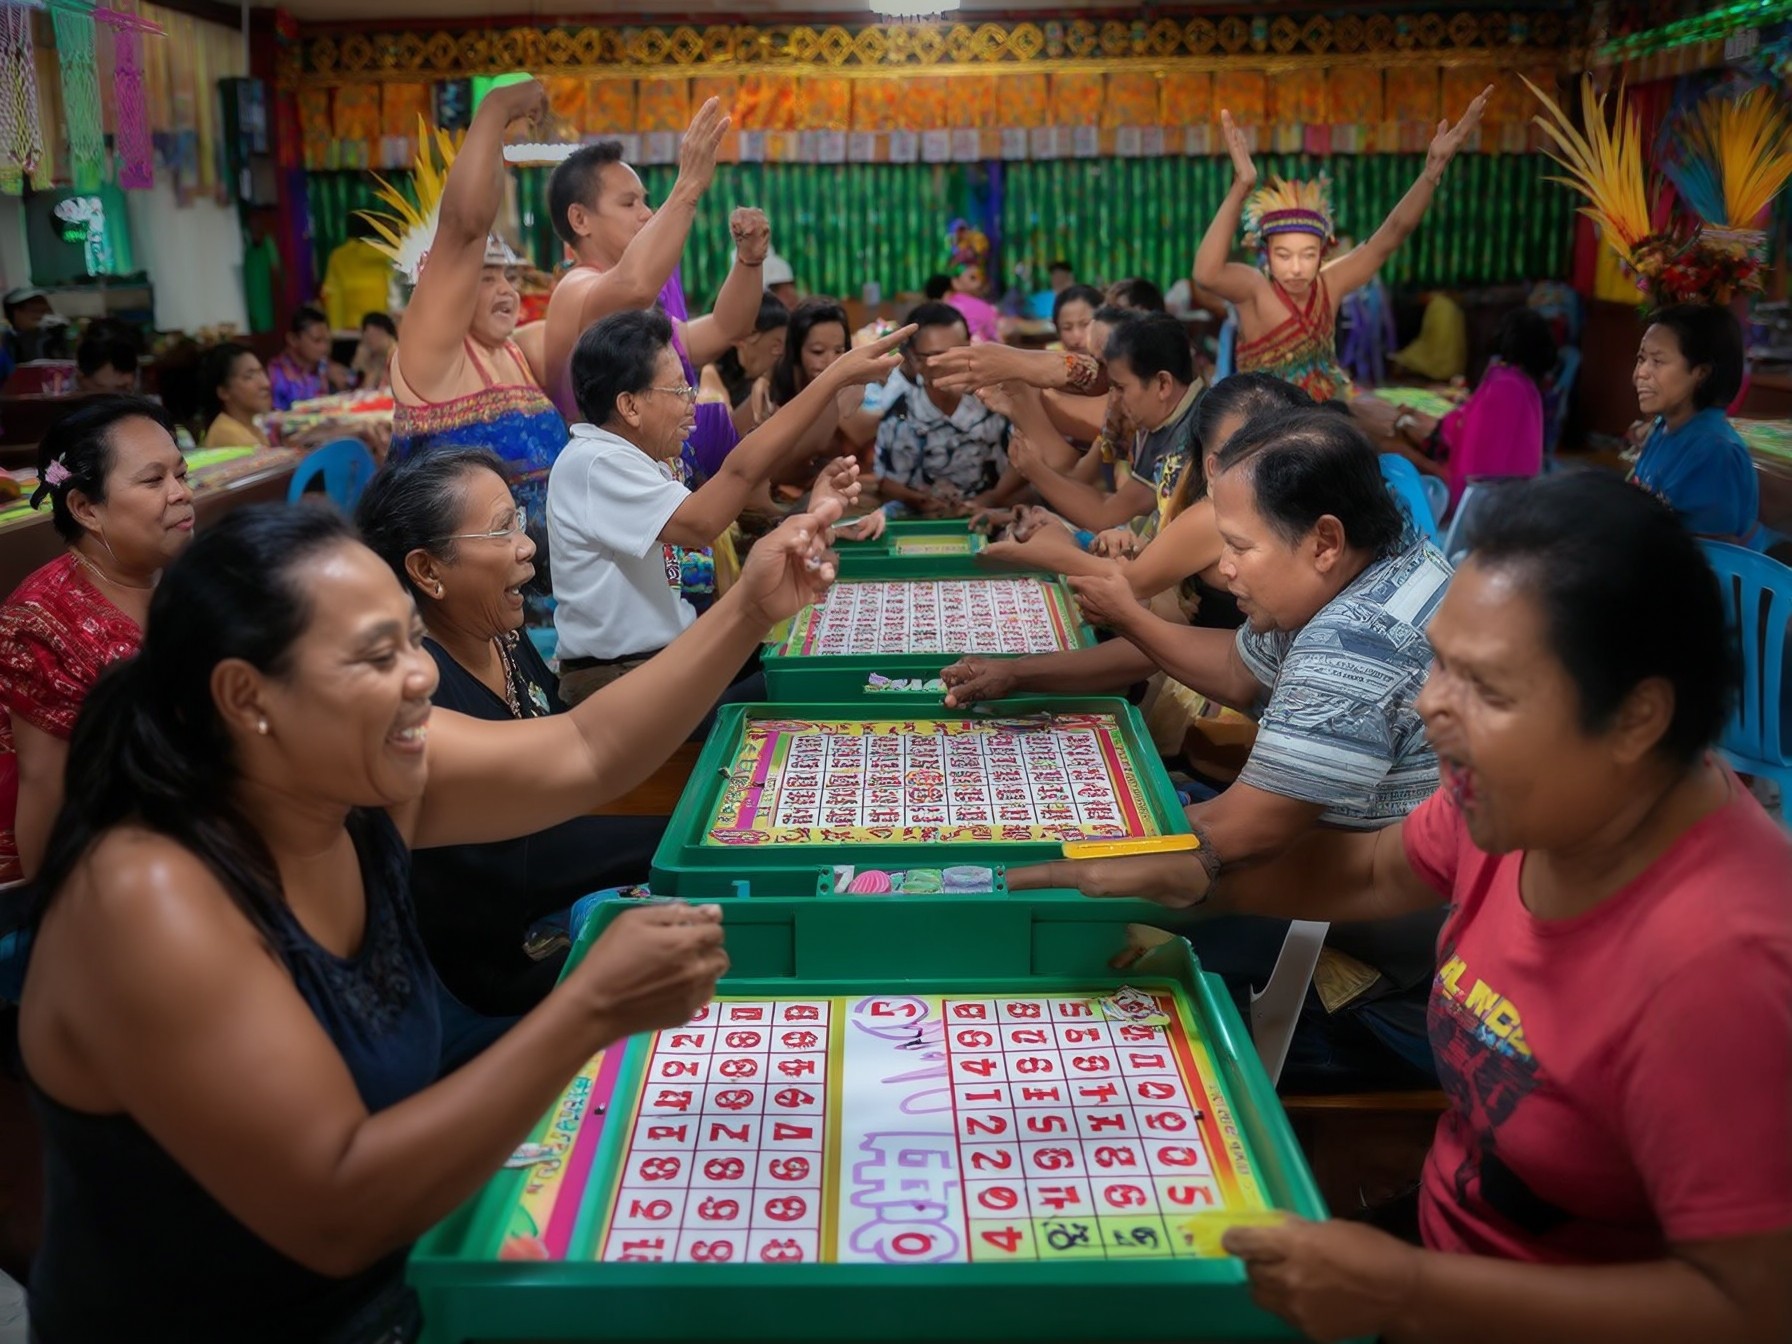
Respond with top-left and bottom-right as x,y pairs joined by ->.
547,308 -> 909,706
356,448 -> 667,1031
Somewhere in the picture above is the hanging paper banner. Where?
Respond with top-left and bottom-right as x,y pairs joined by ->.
1212,70 -> 1267,126
1160,71 -> 1211,129
586,79 -> 632,136
635,76 -> 689,132
379,82 -> 428,169
690,74 -> 738,160
1102,72 -> 1157,129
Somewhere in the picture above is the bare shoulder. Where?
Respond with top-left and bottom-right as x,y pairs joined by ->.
46,827 -> 264,959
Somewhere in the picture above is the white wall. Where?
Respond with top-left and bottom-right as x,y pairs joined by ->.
125,179 -> 248,333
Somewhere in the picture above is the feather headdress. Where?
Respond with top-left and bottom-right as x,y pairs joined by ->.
357,117 -> 522,283
1241,176 -> 1335,250
1659,84 -> 1792,298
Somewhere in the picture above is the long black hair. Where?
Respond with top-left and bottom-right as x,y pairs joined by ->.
31,396 -> 174,542
357,446 -> 512,603
31,504 -> 364,941
769,297 -> 848,408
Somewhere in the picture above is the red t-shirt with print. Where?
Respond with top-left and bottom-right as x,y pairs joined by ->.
1402,775 -> 1792,1263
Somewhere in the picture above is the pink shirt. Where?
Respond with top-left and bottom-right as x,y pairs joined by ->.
1403,775 -> 1792,1263
1437,363 -> 1543,506
947,292 -> 1000,344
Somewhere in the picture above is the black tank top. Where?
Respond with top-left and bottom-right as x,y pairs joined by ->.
27,810 -> 442,1343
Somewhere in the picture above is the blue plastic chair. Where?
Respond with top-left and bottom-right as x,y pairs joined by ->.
1214,310 -> 1238,381
1700,540 -> 1792,818
1419,474 -> 1450,528
287,438 -> 377,512
1378,454 -> 1442,547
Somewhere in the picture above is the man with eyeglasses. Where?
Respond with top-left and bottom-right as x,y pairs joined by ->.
546,308 -> 908,708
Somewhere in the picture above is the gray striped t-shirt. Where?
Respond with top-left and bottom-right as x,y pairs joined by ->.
1234,540 -> 1452,828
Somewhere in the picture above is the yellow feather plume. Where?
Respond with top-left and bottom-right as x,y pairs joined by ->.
1523,74 -> 1655,261
1680,86 -> 1792,228
356,118 -> 465,281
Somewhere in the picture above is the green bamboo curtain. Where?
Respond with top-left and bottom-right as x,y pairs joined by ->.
306,153 -> 1574,307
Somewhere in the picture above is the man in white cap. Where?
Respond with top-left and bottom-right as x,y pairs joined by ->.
761,251 -> 798,309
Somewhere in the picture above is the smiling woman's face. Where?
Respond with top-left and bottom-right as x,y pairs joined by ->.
422,467 -> 537,640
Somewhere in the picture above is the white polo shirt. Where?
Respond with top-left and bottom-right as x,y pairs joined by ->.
547,422 -> 696,661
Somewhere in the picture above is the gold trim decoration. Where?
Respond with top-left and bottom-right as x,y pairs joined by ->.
288,11 -> 1578,87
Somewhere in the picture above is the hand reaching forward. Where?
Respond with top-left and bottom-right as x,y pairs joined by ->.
1425,85 -> 1492,182
810,455 -> 862,518
733,499 -> 843,628
834,509 -> 888,543
571,903 -> 729,1040
925,343 -> 1035,395
1069,569 -> 1145,631
829,324 -> 915,390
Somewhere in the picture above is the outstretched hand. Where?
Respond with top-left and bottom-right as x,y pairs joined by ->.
1426,84 -> 1492,181
925,343 -> 1035,395
810,456 -> 863,518
571,903 -> 729,1039
1006,849 -> 1214,908
733,498 -> 843,628
1220,109 -> 1257,190
677,97 -> 730,193
831,324 -> 915,389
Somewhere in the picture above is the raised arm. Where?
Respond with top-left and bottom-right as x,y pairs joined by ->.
410,503 -> 841,848
1192,110 -> 1275,307
664,327 -> 908,547
679,208 -> 770,368
40,833 -> 728,1277
579,100 -> 727,326
1323,86 -> 1490,298
395,78 -> 547,402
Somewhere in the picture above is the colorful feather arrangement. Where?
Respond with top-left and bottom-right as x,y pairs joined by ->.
1522,74 -> 1664,266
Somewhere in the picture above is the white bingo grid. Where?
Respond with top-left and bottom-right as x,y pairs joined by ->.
807,579 -> 1066,656
769,720 -> 1130,833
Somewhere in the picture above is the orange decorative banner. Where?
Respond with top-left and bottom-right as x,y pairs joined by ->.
379,83 -> 428,138
995,72 -> 1049,129
1383,66 -> 1439,124
1160,71 -> 1212,128
332,84 -> 380,146
797,76 -> 851,130
1269,68 -> 1327,126
691,74 -> 740,159
1441,66 -> 1510,125
1327,68 -> 1383,124
1212,69 -> 1267,126
1048,72 -> 1103,127
543,75 -> 587,128
587,80 -> 635,134
735,72 -> 797,131
635,77 -> 690,132
851,79 -> 897,132
899,76 -> 950,131
960,74 -> 1000,129
298,86 -> 332,168
1102,72 -> 1158,128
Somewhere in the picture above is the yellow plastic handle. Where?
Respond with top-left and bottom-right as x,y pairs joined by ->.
1060,833 -> 1200,860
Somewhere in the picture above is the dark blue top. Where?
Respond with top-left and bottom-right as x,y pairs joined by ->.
28,809 -> 441,1343
1632,407 -> 1760,543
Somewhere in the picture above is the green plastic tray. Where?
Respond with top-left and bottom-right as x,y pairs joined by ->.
762,576 -> 1093,703
409,897 -> 1329,1343
648,698 -> 1187,899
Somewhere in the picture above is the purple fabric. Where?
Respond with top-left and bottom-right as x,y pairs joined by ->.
658,267 -> 740,482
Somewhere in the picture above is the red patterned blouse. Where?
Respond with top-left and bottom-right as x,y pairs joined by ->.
0,554 -> 143,882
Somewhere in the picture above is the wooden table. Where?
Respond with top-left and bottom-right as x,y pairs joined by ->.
0,447 -> 300,598
1735,419 -> 1792,538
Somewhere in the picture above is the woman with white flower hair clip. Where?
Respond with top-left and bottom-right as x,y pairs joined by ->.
365,77 -> 566,603
1192,87 -> 1492,402
0,396 -> 195,882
